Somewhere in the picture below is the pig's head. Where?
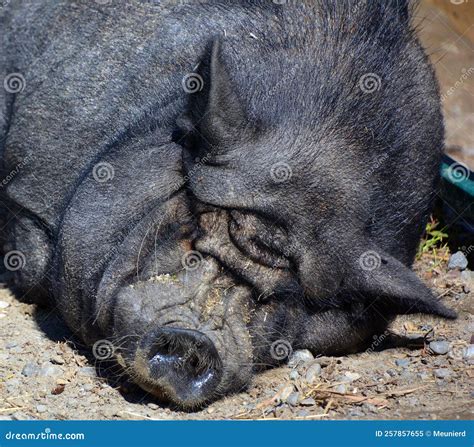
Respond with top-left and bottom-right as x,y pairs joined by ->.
177,39 -> 455,321
96,202 -> 387,410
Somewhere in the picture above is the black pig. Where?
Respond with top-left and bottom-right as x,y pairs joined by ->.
0,0 -> 454,409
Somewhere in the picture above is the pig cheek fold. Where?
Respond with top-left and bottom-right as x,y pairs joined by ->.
187,165 -> 242,207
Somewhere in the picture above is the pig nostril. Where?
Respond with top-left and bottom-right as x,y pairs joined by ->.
188,355 -> 200,372
139,327 -> 222,404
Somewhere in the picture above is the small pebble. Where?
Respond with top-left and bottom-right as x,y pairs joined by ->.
400,371 -> 415,381
386,369 -> 398,377
50,355 -> 65,365
434,368 -> 453,379
66,398 -> 78,409
395,358 -> 410,368
447,251 -> 468,271
335,384 -> 348,394
11,412 -> 30,421
288,349 -> 314,367
429,340 -> 450,355
289,370 -> 300,380
21,362 -> 39,377
278,384 -> 295,403
348,408 -> 365,417
299,397 -> 316,406
342,371 -> 361,382
363,403 -> 378,413
147,403 -> 159,410
39,364 -> 62,377
461,270 -> 474,284
78,366 -> 96,377
36,405 -> 47,414
298,410 -> 310,417
463,345 -> 474,361
305,362 -> 322,383
286,392 -> 300,406
5,341 -> 18,349
0,300 -> 10,309
417,372 -> 429,381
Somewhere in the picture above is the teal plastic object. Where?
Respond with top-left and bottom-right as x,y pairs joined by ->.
440,154 -> 474,234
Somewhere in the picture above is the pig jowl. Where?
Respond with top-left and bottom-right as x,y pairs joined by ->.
0,1 -> 455,409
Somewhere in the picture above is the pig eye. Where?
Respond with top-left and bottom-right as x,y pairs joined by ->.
172,124 -> 197,151
181,133 -> 197,151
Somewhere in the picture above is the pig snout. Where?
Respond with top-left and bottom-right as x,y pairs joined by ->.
134,327 -> 223,406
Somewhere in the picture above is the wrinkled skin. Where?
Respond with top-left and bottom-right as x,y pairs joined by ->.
0,0 -> 455,409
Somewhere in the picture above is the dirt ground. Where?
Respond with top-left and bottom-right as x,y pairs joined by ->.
0,248 -> 472,421
418,0 -> 474,169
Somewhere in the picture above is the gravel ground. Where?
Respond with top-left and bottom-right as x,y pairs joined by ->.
0,250 -> 472,420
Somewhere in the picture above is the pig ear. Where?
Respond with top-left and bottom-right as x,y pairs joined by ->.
206,39 -> 248,136
180,39 -> 249,145
351,249 -> 456,319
